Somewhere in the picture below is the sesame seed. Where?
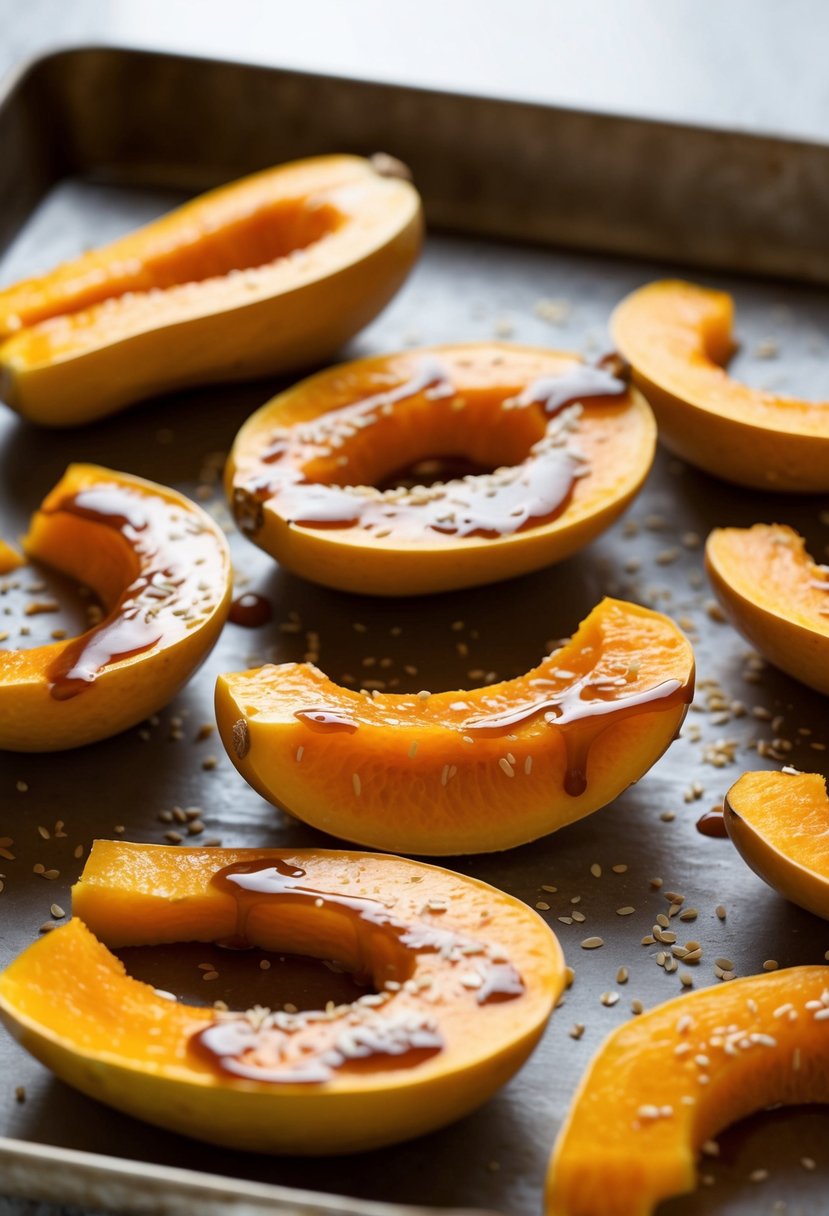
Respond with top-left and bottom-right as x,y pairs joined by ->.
630,999 -> 644,1015
498,757 -> 515,777
616,906 -> 636,917
763,959 -> 779,971
600,991 -> 619,1007
749,1169 -> 769,1183
715,957 -> 734,972
801,1157 -> 816,1171
590,863 -> 602,878
352,773 -> 361,796
569,1023 -> 585,1040
580,937 -> 604,950
617,967 -> 629,984
535,901 -> 551,911
50,904 -> 65,919
612,864 -> 628,873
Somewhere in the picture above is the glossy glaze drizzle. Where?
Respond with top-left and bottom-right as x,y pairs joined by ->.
228,592 -> 273,628
463,673 -> 691,796
696,808 -> 729,838
189,857 -> 524,1084
234,355 -> 629,542
42,483 -> 221,699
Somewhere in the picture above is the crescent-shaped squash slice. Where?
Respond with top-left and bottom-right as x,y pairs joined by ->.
611,279 -> 829,491
0,464 -> 231,750
226,343 -> 656,595
215,598 -> 694,854
725,770 -> 829,919
0,843 -> 564,1153
546,965 -> 829,1216
0,155 -> 422,425
705,523 -> 829,695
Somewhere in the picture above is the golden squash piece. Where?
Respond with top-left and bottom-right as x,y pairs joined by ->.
612,279 -> 829,491
546,966 -> 829,1216
705,523 -> 829,695
226,343 -> 656,595
0,843 -> 564,1154
0,538 -> 23,574
0,464 -> 231,750
215,598 -> 694,855
0,155 -> 422,425
725,770 -> 829,919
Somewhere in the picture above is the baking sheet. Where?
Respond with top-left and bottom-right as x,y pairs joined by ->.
1,49 -> 828,1216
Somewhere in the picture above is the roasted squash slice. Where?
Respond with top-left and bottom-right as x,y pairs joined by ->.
0,843 -> 564,1153
546,966 -> 829,1216
705,523 -> 829,695
725,770 -> 829,919
0,155 -> 422,425
612,279 -> 829,491
226,343 -> 656,595
0,464 -> 231,750
215,598 -> 694,854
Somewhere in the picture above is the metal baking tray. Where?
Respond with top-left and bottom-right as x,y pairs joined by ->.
1,45 -> 828,1216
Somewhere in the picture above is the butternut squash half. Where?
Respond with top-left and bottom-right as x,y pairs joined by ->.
0,464 -> 231,749
0,843 -> 565,1153
226,343 -> 656,595
215,598 -> 694,854
725,770 -> 829,920
0,155 -> 422,425
705,523 -> 829,695
612,279 -> 829,491
546,966 -> 829,1216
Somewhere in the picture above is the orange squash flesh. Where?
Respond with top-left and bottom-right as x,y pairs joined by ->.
611,279 -> 829,491
215,598 -> 694,855
0,464 -> 231,750
705,523 -> 829,695
725,771 -> 829,919
0,155 -> 422,424
0,538 -> 23,574
0,843 -> 564,1154
546,966 -> 829,1216
226,343 -> 656,595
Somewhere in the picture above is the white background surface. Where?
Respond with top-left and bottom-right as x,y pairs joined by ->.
2,0 -> 829,142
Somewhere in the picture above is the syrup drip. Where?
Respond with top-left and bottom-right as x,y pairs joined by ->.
40,481 -> 222,700
696,809 -> 729,838
236,356 -> 629,542
42,485 -> 220,700
294,709 -> 359,733
517,361 -> 628,416
228,592 -> 273,628
463,674 -> 691,796
189,858 -> 524,1084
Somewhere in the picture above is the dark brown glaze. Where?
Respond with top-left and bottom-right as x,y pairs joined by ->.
696,808 -> 729,838
462,675 -> 692,797
233,356 -> 629,542
189,857 -> 524,1084
42,484 -> 221,700
228,592 -> 273,628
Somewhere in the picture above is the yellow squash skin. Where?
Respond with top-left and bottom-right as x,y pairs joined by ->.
215,599 -> 694,855
725,770 -> 829,919
0,155 -> 422,425
0,843 -> 564,1154
226,343 -> 656,595
0,464 -> 231,750
0,538 -> 23,573
546,966 -> 829,1216
612,279 -> 829,491
705,523 -> 829,695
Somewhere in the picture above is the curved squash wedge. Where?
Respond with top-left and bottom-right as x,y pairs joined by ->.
226,343 -> 656,595
0,843 -> 564,1153
0,464 -> 231,750
546,966 -> 829,1216
725,770 -> 829,920
215,598 -> 694,854
0,155 -> 422,425
612,279 -> 829,491
705,523 -> 829,695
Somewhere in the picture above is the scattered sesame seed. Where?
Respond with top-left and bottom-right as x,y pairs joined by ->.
580,936 -> 604,950
763,959 -> 779,971
352,773 -> 362,796
590,863 -> 602,878
569,1023 -> 585,1040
